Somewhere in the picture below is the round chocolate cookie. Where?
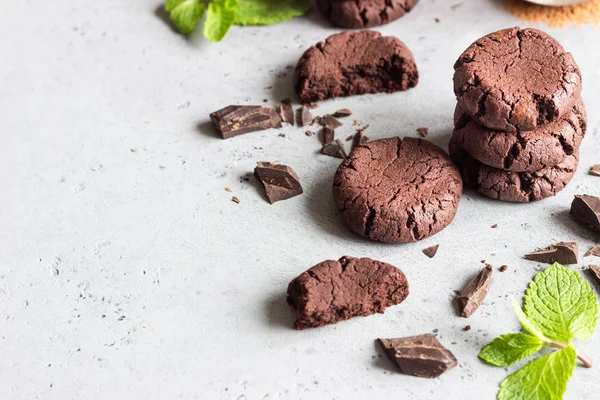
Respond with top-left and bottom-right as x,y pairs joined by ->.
454,27 -> 582,132
449,139 -> 578,203
453,100 -> 586,172
317,0 -> 419,29
333,137 -> 462,243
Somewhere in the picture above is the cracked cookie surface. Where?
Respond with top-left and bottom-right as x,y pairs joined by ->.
453,100 -> 586,172
294,30 -> 418,104
333,137 -> 462,243
317,0 -> 419,29
450,138 -> 578,203
287,256 -> 409,329
453,27 -> 582,132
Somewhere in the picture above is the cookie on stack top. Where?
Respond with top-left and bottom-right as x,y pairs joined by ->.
450,27 -> 586,203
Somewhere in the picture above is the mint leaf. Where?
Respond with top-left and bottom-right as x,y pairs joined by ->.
479,333 -> 543,367
204,0 -> 237,42
165,0 -> 205,35
524,263 -> 598,342
498,346 -> 576,400
235,0 -> 311,25
512,298 -> 550,341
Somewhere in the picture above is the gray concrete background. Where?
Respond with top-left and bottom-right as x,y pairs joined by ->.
1,0 -> 599,399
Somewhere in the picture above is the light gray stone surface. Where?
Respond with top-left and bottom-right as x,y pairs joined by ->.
1,0 -> 599,399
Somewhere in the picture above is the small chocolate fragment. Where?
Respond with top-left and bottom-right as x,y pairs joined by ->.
323,126 -> 335,145
320,114 -> 343,129
464,325 -> 471,331
333,108 -> 352,118
225,187 -> 232,192
300,105 -> 313,127
524,242 -> 579,265
210,105 -> 282,139
491,224 -> 498,228
585,245 -> 600,258
416,127 -> 428,137
231,196 -> 240,204
589,265 -> 600,282
499,265 -> 508,272
279,99 -> 294,125
306,102 -> 319,109
590,165 -> 600,176
322,139 -> 347,159
377,334 -> 458,378
423,245 -> 439,258
570,195 -> 600,233
457,265 -> 493,318
254,162 -> 303,204
305,130 -> 313,137
346,135 -> 354,141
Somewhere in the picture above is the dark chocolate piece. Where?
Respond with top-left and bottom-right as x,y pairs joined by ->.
457,265 -> 493,318
590,265 -> 600,282
590,165 -> 600,176
320,114 -> 342,129
279,99 -> 294,125
287,256 -> 409,329
300,105 -> 313,127
333,108 -> 352,118
416,127 -> 428,137
524,242 -> 579,265
423,245 -> 439,258
322,139 -> 347,159
585,245 -> 600,258
571,195 -> 600,232
377,334 -> 458,378
210,105 -> 282,139
254,162 -> 303,204
323,126 -> 335,145
499,265 -> 508,272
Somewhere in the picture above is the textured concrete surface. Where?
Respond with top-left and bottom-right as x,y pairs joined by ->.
1,0 -> 599,399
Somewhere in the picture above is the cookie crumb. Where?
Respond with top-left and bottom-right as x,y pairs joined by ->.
435,17 -> 440,23
225,187 -> 232,192
305,130 -> 313,137
416,127 -> 428,137
499,265 -> 508,272
231,196 -> 240,204
491,224 -> 498,228
464,325 -> 471,331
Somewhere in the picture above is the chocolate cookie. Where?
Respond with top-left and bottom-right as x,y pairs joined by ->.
294,31 -> 418,104
287,256 -> 409,330
454,27 -> 582,132
333,137 -> 462,243
450,139 -> 578,203
317,0 -> 419,29
453,100 -> 586,172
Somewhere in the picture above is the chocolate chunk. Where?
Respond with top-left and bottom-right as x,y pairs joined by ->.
589,265 -> 600,282
571,195 -> 600,232
491,224 -> 498,228
279,99 -> 294,125
305,130 -> 313,137
416,127 -> 429,137
377,334 -> 458,378
457,265 -> 493,318
590,165 -> 600,176
323,126 -> 335,145
585,245 -> 600,258
287,256 -> 409,329
210,105 -> 282,139
333,108 -> 352,118
322,139 -> 347,159
423,245 -> 439,258
300,105 -> 313,127
320,114 -> 342,129
499,265 -> 508,272
524,242 -> 579,265
254,162 -> 303,204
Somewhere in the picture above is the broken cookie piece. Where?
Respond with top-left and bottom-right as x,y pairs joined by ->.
524,242 -> 579,265
254,162 -> 303,204
287,256 -> 409,329
570,195 -> 600,233
210,105 -> 282,139
457,265 -> 493,318
422,245 -> 439,258
377,334 -> 458,378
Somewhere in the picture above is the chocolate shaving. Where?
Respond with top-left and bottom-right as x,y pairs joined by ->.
422,245 -> 439,258
323,126 -> 335,145
457,265 -> 493,318
231,196 -> 240,204
321,139 -> 347,159
377,334 -> 458,378
333,108 -> 352,118
254,162 -> 303,204
571,195 -> 600,232
416,127 -> 429,137
524,242 -> 579,265
585,245 -> 600,258
319,114 -> 342,129
590,165 -> 600,176
210,105 -> 282,139
279,99 -> 294,125
300,105 -> 313,127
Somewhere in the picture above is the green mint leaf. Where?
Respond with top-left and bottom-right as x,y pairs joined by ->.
235,0 -> 311,26
165,0 -> 205,35
498,346 -> 576,400
524,263 -> 598,342
512,298 -> 550,341
479,333 -> 543,367
203,0 -> 237,42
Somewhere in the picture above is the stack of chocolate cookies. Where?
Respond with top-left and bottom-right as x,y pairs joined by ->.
451,27 -> 586,202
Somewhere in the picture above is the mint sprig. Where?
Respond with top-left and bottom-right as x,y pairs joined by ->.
479,263 -> 598,400
164,0 -> 311,41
